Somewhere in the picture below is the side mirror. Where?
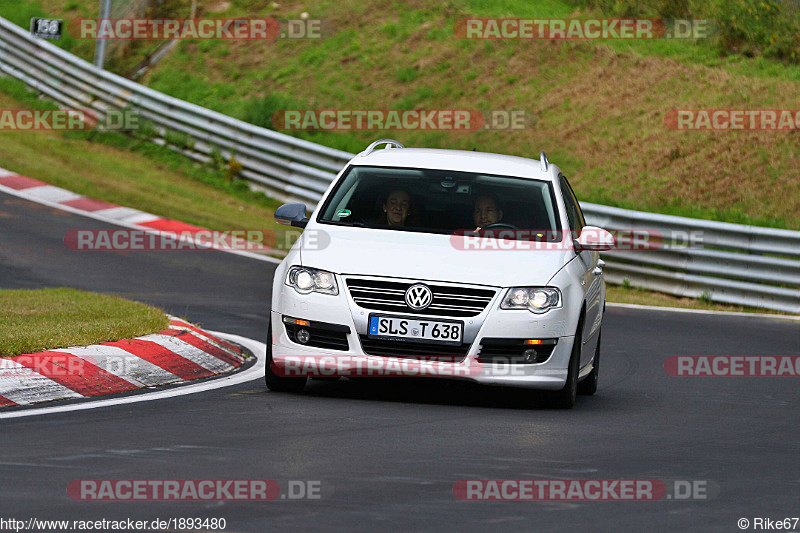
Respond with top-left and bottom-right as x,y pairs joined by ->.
275,203 -> 309,228
574,226 -> 615,252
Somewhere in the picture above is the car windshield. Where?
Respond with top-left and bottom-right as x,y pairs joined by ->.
317,165 -> 562,240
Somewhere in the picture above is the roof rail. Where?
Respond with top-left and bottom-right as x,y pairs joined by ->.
539,151 -> 549,172
361,138 -> 405,157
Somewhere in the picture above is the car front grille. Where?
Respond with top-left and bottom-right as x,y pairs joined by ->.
346,278 -> 495,318
358,335 -> 470,362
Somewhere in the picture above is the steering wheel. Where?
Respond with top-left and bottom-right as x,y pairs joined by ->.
480,222 -> 518,231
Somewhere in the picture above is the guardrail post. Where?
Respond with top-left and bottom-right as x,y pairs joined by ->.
92,0 -> 111,69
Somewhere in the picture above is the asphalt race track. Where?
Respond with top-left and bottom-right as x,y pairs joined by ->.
1,191 -> 798,532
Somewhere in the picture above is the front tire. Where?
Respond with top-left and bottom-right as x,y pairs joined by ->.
578,329 -> 600,396
265,324 -> 307,393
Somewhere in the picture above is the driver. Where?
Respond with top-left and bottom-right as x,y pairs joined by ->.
381,188 -> 412,226
472,193 -> 504,230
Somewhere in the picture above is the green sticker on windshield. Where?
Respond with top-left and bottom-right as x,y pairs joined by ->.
336,209 -> 352,218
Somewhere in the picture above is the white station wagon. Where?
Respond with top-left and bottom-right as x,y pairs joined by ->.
267,139 -> 614,408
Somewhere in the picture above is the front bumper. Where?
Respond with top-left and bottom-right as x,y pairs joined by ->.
271,281 -> 576,390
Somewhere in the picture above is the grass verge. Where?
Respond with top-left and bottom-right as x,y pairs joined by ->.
0,288 -> 169,356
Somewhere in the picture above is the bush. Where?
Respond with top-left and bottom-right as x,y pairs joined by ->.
567,0 -> 800,63
243,92 -> 299,130
712,0 -> 800,62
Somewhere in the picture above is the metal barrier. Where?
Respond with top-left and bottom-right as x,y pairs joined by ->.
582,204 -> 800,313
1,16 -> 798,313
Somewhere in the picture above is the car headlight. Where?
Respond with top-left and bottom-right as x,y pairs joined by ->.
501,287 -> 561,313
286,266 -> 338,295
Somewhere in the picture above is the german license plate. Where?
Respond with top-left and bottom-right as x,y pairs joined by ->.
368,315 -> 463,345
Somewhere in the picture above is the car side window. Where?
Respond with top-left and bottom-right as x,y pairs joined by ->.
559,175 -> 585,236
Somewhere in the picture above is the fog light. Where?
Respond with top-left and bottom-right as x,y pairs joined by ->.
296,328 -> 311,344
522,348 -> 538,363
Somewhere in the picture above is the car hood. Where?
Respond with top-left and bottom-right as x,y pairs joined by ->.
299,225 -> 572,287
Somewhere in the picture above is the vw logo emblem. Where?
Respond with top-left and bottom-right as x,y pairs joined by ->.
405,284 -> 433,311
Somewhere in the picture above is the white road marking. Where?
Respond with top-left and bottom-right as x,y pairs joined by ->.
0,332 -> 266,419
22,185 -> 82,203
91,206 -> 157,224
116,212 -> 161,225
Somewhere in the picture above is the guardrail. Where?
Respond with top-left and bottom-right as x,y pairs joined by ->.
582,204 -> 800,313
1,16 -> 799,313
